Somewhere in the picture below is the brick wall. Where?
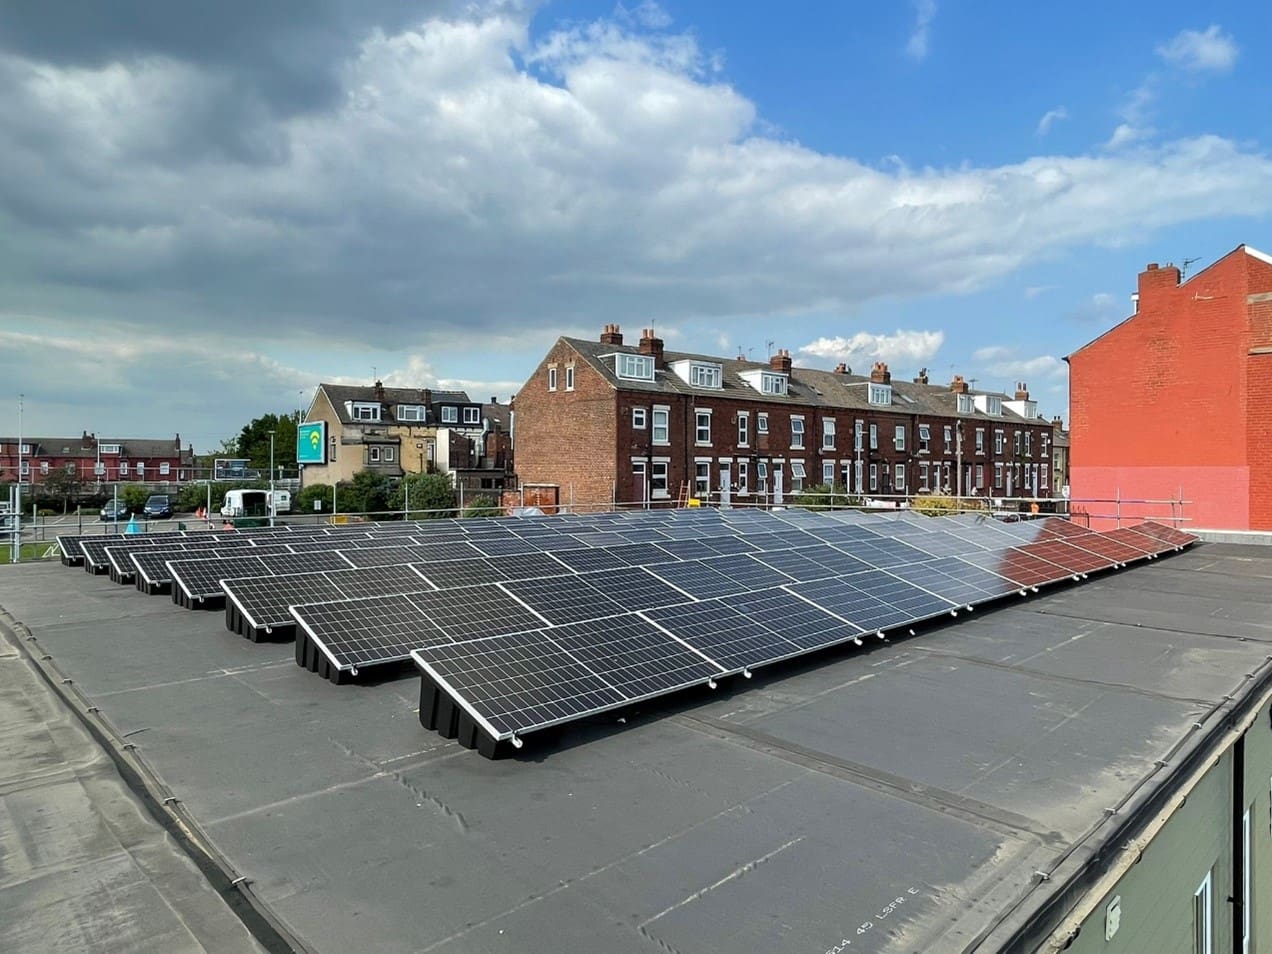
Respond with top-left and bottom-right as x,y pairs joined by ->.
513,339 -> 618,508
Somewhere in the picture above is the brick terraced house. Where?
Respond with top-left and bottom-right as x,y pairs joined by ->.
0,432 -> 195,486
1069,244 -> 1272,530
514,325 -> 1054,509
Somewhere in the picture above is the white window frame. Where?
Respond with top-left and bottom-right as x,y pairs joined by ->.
943,425 -> 952,446
695,409 -> 712,445
1025,431 -> 1032,456
565,365 -> 575,391
1042,432 -> 1050,457
632,407 -> 648,430
689,362 -> 722,389
957,393 -> 973,414
737,412 -> 750,447
760,372 -> 788,395
894,425 -> 906,452
995,429 -> 1005,454
790,416 -> 805,449
995,462 -> 1004,488
737,460 -> 749,495
652,406 -> 670,445
790,459 -> 806,491
136,461 -> 145,477
384,447 -> 396,462
39,460 -> 48,475
868,384 -> 891,406
616,354 -> 655,381
869,423 -> 878,450
369,446 -> 381,462
869,463 -> 878,492
894,463 -> 905,491
694,460 -> 711,498
822,418 -> 836,450
548,366 -> 558,391
756,459 -> 769,494
822,460 -> 835,485
975,428 -> 985,454
854,420 -> 864,452
757,413 -> 769,434
650,459 -> 670,498
441,406 -> 459,424
918,423 -> 930,452
352,403 -> 380,422
159,461 -> 171,476
398,404 -> 426,422
65,461 -> 76,474
463,407 -> 481,425
975,463 -> 984,489
919,461 -> 929,490
1195,870 -> 1212,954
19,443 -> 31,455
100,443 -> 121,455
118,461 -> 128,477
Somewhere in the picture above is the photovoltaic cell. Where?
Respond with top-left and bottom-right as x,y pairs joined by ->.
501,575 -> 625,626
415,560 -> 507,589
646,560 -> 747,600
408,585 -> 547,641
957,548 -> 1072,588
749,547 -> 839,583
550,547 -> 639,574
784,577 -> 915,633
292,595 -> 452,667
546,615 -> 723,698
643,600 -> 792,671
579,567 -> 695,612
726,587 -> 863,651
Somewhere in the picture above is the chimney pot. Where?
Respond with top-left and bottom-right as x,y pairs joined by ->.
833,362 -> 848,374
638,328 -> 665,368
769,349 -> 793,374
870,362 -> 891,384
914,367 -> 929,385
1146,263 -> 1158,270
599,324 -> 624,346
951,374 -> 969,394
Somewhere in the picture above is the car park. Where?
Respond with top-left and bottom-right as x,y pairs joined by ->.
142,494 -> 174,519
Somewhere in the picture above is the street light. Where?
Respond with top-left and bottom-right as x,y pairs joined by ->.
269,430 -> 276,527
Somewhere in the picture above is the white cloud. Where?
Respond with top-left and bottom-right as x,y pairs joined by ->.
1023,284 -> 1057,299
971,345 -> 1011,362
1065,291 -> 1125,324
971,344 -> 1068,384
1157,25 -> 1238,74
905,0 -> 938,60
800,330 -> 945,368
1035,106 -> 1068,136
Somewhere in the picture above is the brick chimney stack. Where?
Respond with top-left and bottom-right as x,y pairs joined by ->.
374,379 -> 386,402
870,362 -> 891,384
599,323 -> 624,346
950,375 -> 969,394
1051,415 -> 1064,429
1137,261 -> 1182,303
769,348 -> 792,374
423,387 -> 432,407
833,362 -> 849,374
638,328 -> 665,368
914,367 -> 929,385
1014,382 -> 1030,401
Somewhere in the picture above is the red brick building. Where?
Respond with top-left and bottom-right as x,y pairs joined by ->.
1068,245 -> 1272,530
0,432 -> 195,486
515,326 -> 1054,510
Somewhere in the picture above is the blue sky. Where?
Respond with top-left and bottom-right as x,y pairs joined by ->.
1,0 -> 1269,448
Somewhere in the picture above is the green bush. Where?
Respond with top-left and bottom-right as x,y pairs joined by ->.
790,483 -> 859,511
391,473 -> 456,519
461,495 -> 503,518
120,485 -> 150,512
297,483 -> 334,514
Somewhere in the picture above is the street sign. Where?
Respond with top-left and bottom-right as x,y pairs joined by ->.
297,422 -> 326,465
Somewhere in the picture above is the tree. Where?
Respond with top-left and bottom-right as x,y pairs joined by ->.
120,485 -> 150,512
297,483 -> 333,514
336,470 -> 393,516
391,473 -> 456,519
230,412 -> 299,474
461,495 -> 503,518
39,469 -> 83,514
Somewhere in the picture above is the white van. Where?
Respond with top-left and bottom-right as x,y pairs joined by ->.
268,489 -> 292,514
220,489 -> 268,518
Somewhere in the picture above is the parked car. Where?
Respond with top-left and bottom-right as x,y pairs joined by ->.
100,500 -> 131,521
142,494 -> 174,519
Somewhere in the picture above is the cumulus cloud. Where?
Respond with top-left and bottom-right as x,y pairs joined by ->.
1035,106 -> 1068,136
800,330 -> 945,368
1157,25 -> 1238,74
970,345 -> 1068,385
1065,291 -> 1126,324
905,0 -> 938,60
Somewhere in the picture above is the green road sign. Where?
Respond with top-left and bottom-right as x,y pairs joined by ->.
297,422 -> 326,464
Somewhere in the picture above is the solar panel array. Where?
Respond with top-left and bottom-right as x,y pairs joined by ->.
54,507 -> 1197,758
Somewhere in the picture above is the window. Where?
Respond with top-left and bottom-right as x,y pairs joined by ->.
822,461 -> 835,485
737,460 -> 749,495
1194,870 -> 1212,954
869,424 -> 878,450
617,354 -> 655,381
463,407 -> 481,425
854,459 -> 864,494
957,393 -> 974,414
1042,433 -> 1050,457
854,420 -> 864,452
369,446 -> 381,462
761,372 -> 788,395
995,463 -> 1003,488
632,460 -> 647,501
737,413 -> 749,447
790,460 -> 806,491
756,459 -> 769,494
19,460 -> 29,476
869,463 -> 878,491
918,424 -> 930,452
790,417 -> 805,449
1040,465 -> 1048,489
695,461 -> 710,498
651,461 -> 669,497
565,365 -> 575,391
632,407 -> 647,429
868,384 -> 891,406
689,362 -> 722,389
975,428 -> 985,454
548,367 -> 558,391
159,462 -> 170,476
695,411 -> 712,444
1014,431 -> 1022,454
823,419 -> 836,450
329,436 -> 337,461
652,407 -> 670,445
943,425 -> 952,446
398,404 -> 426,422
919,462 -> 929,489
65,461 -> 76,474
441,406 -> 458,424
36,460 -> 48,475
986,395 -> 1002,415
1024,432 -> 1032,456
757,413 -> 769,434
119,461 -> 128,477
894,463 -> 905,490
352,403 -> 380,421
994,429 -> 1005,454
975,464 -> 984,489
894,425 -> 906,451
19,443 -> 31,455
100,443 -> 121,455
137,461 -> 145,477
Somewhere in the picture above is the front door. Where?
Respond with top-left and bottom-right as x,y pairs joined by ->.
718,463 -> 731,508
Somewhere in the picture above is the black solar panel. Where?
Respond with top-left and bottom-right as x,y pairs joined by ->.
706,554 -> 794,590
408,585 -> 546,641
472,538 -> 542,558
580,567 -> 695,612
486,552 -> 572,580
550,547 -> 636,574
501,575 -> 626,626
784,577 -> 916,633
643,600 -> 790,671
749,548 -> 837,583
546,615 -> 723,698
224,574 -> 345,631
603,543 -> 679,566
292,594 -> 452,668
726,587 -> 863,651
653,539 -> 721,561
646,560 -> 745,600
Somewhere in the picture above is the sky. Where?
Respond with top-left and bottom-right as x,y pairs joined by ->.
2,0 -> 1270,450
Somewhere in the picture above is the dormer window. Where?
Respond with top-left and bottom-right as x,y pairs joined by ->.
616,353 -> 655,381
690,362 -> 722,389
441,406 -> 458,424
761,372 -> 787,395
868,384 -> 891,406
463,407 -> 481,425
99,443 -> 121,455
352,402 -> 380,422
973,394 -> 1003,416
956,393 -> 974,414
397,405 -> 426,422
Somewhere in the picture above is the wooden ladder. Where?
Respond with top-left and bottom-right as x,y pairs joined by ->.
675,481 -> 691,508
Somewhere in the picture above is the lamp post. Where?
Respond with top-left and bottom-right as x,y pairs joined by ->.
269,431 -> 276,527
16,392 -> 23,510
